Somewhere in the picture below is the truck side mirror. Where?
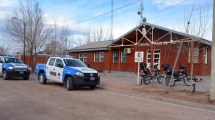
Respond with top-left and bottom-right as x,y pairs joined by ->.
0,60 -> 3,63
56,64 -> 63,68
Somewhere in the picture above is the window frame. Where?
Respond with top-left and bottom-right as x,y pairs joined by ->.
79,53 -> 83,61
94,52 -> 99,62
121,51 -> 127,63
188,48 -> 199,63
203,48 -> 207,64
83,53 -> 87,62
113,51 -> 119,63
99,52 -> 104,62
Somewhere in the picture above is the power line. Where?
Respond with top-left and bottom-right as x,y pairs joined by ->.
69,0 -> 139,26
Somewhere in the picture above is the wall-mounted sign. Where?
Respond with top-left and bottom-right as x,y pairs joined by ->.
135,51 -> 144,62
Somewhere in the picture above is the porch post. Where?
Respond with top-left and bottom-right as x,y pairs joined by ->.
150,44 -> 154,68
134,44 -> 138,73
150,27 -> 154,68
109,47 -> 112,73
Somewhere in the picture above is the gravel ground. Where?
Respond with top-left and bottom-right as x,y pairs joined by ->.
100,71 -> 214,105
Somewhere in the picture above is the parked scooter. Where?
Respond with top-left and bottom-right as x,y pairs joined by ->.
140,62 -> 163,85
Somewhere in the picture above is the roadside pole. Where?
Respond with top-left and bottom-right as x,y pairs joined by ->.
135,51 -> 144,85
137,62 -> 140,85
210,0 -> 215,101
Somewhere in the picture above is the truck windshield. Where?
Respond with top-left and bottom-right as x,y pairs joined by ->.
4,57 -> 23,63
63,59 -> 87,67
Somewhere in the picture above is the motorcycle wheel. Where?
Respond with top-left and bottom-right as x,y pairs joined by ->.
143,76 -> 151,85
183,77 -> 195,86
165,78 -> 175,87
157,76 -> 163,84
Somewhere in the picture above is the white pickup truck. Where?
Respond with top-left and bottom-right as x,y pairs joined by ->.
35,57 -> 100,91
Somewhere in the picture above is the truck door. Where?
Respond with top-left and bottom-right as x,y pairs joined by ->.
0,57 -> 3,74
53,59 -> 64,83
46,58 -> 56,81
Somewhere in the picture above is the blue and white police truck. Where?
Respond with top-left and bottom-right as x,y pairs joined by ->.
0,56 -> 30,80
35,57 -> 100,91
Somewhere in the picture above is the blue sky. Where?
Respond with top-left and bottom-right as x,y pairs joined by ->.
0,0 -> 213,52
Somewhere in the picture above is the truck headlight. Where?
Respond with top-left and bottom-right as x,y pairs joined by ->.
8,67 -> 14,70
75,72 -> 84,77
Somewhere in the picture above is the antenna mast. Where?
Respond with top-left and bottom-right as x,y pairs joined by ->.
137,0 -> 146,23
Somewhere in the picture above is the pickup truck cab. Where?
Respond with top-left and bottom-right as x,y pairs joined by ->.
0,56 -> 30,80
35,57 -> 100,91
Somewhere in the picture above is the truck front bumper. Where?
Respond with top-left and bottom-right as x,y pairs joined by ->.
73,76 -> 100,86
6,70 -> 30,78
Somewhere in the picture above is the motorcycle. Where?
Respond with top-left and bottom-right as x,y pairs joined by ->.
161,63 -> 196,87
140,62 -> 163,85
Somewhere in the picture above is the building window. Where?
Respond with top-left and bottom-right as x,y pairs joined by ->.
99,52 -> 104,62
121,52 -> 127,63
94,52 -> 99,62
113,51 -> 118,63
83,53 -> 87,62
203,48 -> 207,64
188,48 -> 199,63
79,53 -> 83,61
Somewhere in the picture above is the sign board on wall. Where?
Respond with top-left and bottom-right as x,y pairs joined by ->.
135,51 -> 144,62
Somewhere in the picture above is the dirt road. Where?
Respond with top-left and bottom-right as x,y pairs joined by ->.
0,76 -> 214,120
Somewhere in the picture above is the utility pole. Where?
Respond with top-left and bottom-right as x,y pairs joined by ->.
210,0 -> 215,101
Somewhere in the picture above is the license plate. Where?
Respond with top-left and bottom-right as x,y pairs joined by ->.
90,77 -> 95,81
20,71 -> 24,74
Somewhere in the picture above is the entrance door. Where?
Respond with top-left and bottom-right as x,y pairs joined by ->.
146,49 -> 160,69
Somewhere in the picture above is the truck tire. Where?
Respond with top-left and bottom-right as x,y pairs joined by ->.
39,73 -> 47,84
66,77 -> 73,91
23,76 -> 29,80
90,85 -> 96,89
2,70 -> 9,80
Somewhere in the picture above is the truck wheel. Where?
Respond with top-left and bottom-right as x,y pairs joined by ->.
66,77 -> 73,91
39,73 -> 47,84
90,85 -> 96,90
23,76 -> 29,80
2,70 -> 9,80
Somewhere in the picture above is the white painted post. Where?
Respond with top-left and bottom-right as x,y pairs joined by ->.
135,51 -> 144,85
210,0 -> 215,101
137,62 -> 140,85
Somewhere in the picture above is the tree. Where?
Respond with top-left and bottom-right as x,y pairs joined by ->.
82,26 -> 110,44
175,4 -> 211,92
44,22 -> 71,56
5,0 -> 53,71
178,5 -> 210,39
0,45 -> 9,55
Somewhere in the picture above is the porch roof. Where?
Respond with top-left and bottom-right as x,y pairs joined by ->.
112,22 -> 211,46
